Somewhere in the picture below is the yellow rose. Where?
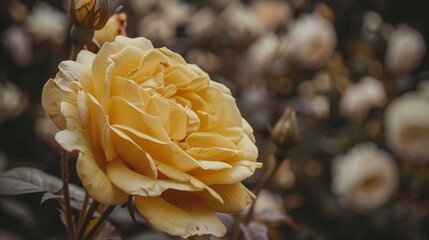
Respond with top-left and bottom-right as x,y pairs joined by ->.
42,36 -> 261,238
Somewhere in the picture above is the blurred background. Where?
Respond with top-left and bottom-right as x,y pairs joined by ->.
1,0 -> 429,239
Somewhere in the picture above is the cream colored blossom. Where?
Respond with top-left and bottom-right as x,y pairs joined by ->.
286,13 -> 336,69
185,7 -> 217,39
137,13 -> 175,44
220,2 -> 265,41
251,0 -> 291,30
1,25 -> 32,66
331,143 -> 398,213
340,76 -> 386,121
42,36 -> 261,238
25,2 -> 69,44
385,24 -> 426,75
385,91 -> 429,162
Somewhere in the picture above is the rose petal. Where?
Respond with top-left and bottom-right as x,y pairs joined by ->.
108,96 -> 170,142
110,125 -> 157,178
41,78 -> 76,129
157,162 -> 223,203
106,159 -> 207,197
87,94 -> 117,162
195,160 -> 263,185
187,132 -> 237,149
135,192 -> 226,238
111,124 -> 202,172
92,36 -> 153,100
204,183 -> 255,213
54,102 -> 127,205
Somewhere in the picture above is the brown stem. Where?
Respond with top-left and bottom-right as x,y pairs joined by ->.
76,190 -> 90,232
83,205 -> 116,240
75,200 -> 100,240
61,150 -> 75,239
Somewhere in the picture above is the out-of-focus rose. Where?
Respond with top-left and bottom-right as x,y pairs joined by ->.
137,13 -> 175,44
1,25 -> 32,66
340,76 -> 386,121
185,7 -> 217,39
286,13 -> 336,69
42,36 -> 261,238
220,2 -> 265,42
385,24 -> 426,75
385,91 -> 429,162
251,0 -> 291,30
25,2 -> 69,44
331,143 -> 398,213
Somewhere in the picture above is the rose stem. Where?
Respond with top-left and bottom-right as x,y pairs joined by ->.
61,150 -> 75,239
76,190 -> 90,232
83,205 -> 116,240
75,200 -> 100,240
231,158 -> 282,240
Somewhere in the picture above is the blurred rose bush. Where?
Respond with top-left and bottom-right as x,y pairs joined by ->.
41,36 -> 262,238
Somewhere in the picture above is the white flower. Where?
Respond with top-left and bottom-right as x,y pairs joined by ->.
1,25 -> 32,66
385,24 -> 426,75
25,2 -> 69,44
362,11 -> 383,39
247,32 -> 281,67
0,81 -> 28,123
340,76 -> 386,121
185,7 -> 217,39
252,0 -> 292,30
331,143 -> 398,213
286,13 -> 336,69
385,91 -> 429,162
137,13 -> 176,44
220,1 -> 265,41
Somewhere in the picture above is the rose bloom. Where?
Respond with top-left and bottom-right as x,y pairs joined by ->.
340,76 -> 386,121
385,91 -> 429,162
286,13 -> 336,69
331,143 -> 398,213
385,24 -> 425,76
42,36 -> 262,238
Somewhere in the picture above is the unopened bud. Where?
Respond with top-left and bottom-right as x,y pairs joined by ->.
70,0 -> 109,30
271,107 -> 300,148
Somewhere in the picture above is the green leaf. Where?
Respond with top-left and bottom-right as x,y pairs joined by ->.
0,167 -> 62,195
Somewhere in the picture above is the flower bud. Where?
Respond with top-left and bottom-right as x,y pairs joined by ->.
70,0 -> 109,30
271,107 -> 300,149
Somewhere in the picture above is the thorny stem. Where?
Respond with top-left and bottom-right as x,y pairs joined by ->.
83,205 -> 116,240
76,190 -> 90,232
75,199 -> 100,240
232,154 -> 283,240
61,150 -> 75,240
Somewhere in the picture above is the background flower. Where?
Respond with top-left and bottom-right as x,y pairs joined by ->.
331,143 -> 398,213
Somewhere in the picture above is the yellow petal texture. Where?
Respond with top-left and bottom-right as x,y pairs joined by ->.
55,102 -> 127,205
135,192 -> 226,238
41,36 -> 262,238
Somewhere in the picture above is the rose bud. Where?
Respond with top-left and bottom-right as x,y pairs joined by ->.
70,0 -> 109,30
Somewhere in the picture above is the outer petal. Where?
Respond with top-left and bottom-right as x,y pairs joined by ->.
195,160 -> 263,185
55,102 -> 127,205
135,193 -> 226,238
106,159 -> 206,197
41,78 -> 76,129
203,183 -> 255,213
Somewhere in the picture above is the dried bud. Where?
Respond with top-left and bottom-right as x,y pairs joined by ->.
70,0 -> 109,30
271,107 -> 300,149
